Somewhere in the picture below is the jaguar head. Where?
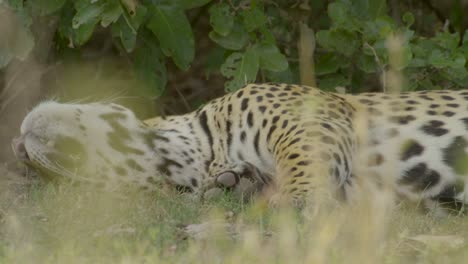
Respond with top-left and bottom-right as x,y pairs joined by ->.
12,101 -> 160,189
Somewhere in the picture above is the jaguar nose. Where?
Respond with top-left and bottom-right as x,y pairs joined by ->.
12,135 -> 29,160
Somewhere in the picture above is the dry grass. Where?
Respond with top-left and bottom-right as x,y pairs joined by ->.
0,173 -> 467,263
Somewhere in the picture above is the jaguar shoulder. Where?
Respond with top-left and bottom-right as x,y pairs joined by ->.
14,83 -> 468,212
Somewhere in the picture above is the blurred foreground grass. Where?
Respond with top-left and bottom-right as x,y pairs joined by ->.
0,175 -> 467,263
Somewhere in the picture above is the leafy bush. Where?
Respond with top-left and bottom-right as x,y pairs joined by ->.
314,0 -> 467,91
1,0 -> 467,95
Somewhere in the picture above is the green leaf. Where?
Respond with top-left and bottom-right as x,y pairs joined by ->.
179,0 -> 212,9
264,68 -> 294,84
375,18 -> 396,38
258,26 -> 276,44
318,73 -> 350,91
371,40 -> 389,63
315,30 -> 331,48
221,50 -> 259,91
441,67 -> 468,86
110,4 -> 147,52
52,1 -> 95,46
209,3 -> 233,36
145,0 -> 211,9
328,2 -> 347,25
56,1 -> 74,44
134,30 -> 168,96
209,23 -> 248,50
241,6 -> 268,32
417,78 -> 439,90
327,2 -> 359,31
462,31 -> 468,59
111,17 -> 136,52
428,49 -> 452,68
367,0 -> 387,19
356,54 -> 378,73
146,6 -> 194,70
400,27 -> 415,43
61,0 -> 100,46
255,43 -> 288,72
28,0 -> 66,15
220,52 -> 243,90
350,0 -> 386,20
122,4 -> 148,33
74,19 -> 99,46
363,17 -> 396,42
434,31 -> 460,51
73,0 -> 89,10
408,58 -> 426,68
220,52 -> 241,78
315,54 -> 342,75
428,49 -> 466,71
362,40 -> 388,64
402,12 -> 415,27
100,1 -> 122,27
411,39 -> 439,68
398,46 -> 414,69
316,29 -> 359,57
73,2 -> 105,29
451,53 -> 467,69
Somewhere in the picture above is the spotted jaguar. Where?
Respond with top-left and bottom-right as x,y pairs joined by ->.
13,83 -> 468,212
